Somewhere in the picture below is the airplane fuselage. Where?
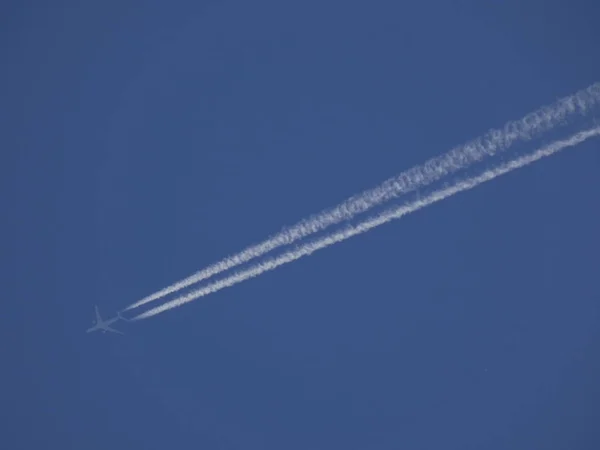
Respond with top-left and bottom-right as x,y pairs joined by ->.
87,306 -> 123,334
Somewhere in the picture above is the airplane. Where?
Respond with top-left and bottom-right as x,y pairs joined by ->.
86,305 -> 125,334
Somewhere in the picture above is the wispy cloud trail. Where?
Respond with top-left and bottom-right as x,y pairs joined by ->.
133,126 -> 600,320
125,83 -> 600,312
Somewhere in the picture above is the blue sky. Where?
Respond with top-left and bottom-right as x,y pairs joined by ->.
2,1 -> 599,449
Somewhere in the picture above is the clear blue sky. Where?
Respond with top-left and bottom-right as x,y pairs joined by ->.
2,1 -> 599,449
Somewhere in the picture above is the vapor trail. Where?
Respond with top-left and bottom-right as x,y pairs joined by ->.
132,126 -> 600,320
124,82 -> 600,312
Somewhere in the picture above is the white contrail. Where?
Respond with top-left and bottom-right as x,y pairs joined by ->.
124,82 -> 600,312
132,126 -> 600,320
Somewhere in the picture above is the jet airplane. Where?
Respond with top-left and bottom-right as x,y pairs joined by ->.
86,306 -> 125,334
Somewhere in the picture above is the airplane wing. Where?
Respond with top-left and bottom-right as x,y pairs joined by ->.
95,305 -> 102,323
104,326 -> 124,335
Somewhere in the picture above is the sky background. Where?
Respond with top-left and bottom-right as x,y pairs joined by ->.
2,1 -> 600,449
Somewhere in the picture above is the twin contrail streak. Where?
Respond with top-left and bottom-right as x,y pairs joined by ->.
132,125 -> 600,320
125,83 -> 600,312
